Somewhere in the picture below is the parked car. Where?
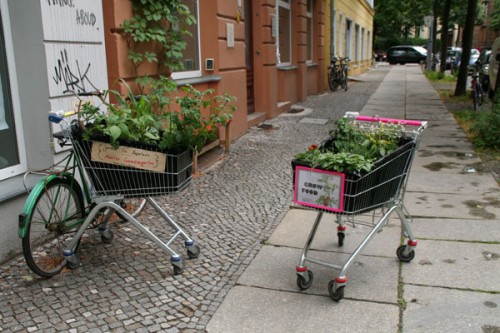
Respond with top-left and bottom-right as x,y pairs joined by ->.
386,46 -> 427,65
445,47 -> 462,70
451,49 -> 480,75
473,49 -> 492,91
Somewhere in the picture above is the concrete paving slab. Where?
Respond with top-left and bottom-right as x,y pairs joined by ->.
402,240 -> 500,292
410,155 -> 481,174
298,117 -> 330,125
403,285 -> 500,333
411,218 -> 500,242
406,171 -> 498,194
237,245 -> 400,303
206,286 -> 400,333
404,191 -> 500,220
268,208 -> 402,257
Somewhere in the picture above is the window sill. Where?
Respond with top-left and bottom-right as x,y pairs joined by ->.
306,62 -> 318,68
277,65 -> 298,71
175,75 -> 222,87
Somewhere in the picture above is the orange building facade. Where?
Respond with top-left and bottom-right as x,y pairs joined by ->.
102,0 -> 326,145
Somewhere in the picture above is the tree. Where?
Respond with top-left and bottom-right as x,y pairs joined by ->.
454,0 -> 477,96
487,0 -> 500,30
374,0 -> 432,50
439,0 -> 452,74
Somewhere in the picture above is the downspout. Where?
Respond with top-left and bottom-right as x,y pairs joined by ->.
330,0 -> 335,61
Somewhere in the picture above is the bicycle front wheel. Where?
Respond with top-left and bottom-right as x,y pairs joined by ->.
477,87 -> 484,106
22,177 -> 85,277
341,73 -> 348,91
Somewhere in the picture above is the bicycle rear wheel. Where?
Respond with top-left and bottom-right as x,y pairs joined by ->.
22,177 -> 85,277
328,68 -> 338,91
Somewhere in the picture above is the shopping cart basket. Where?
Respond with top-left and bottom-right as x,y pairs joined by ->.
292,113 -> 427,301
48,110 -> 200,275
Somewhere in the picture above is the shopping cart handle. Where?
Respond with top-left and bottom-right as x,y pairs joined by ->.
48,110 -> 77,124
355,115 -> 426,127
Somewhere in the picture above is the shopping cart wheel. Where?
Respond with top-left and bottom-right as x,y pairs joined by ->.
296,270 -> 314,290
337,232 -> 345,247
186,244 -> 201,259
99,227 -> 114,244
65,253 -> 81,269
172,257 -> 184,275
396,245 -> 415,262
328,281 -> 345,302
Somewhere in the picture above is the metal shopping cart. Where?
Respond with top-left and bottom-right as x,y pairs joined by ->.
25,107 -> 201,276
292,113 -> 427,301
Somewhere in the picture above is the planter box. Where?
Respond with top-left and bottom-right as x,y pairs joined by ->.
292,138 -> 415,214
75,136 -> 192,198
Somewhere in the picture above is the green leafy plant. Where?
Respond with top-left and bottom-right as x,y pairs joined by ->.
294,118 -> 404,173
120,0 -> 196,83
79,78 -> 235,153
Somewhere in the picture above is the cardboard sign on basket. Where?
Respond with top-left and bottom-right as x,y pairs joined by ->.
90,141 -> 167,173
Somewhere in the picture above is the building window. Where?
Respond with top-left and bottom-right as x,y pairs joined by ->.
355,24 -> 360,62
361,27 -> 365,61
277,0 -> 291,65
0,8 -> 21,180
367,31 -> 371,60
306,0 -> 313,63
172,0 -> 201,80
345,18 -> 352,58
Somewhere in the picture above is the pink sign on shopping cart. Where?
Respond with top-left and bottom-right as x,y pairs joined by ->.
293,166 -> 345,213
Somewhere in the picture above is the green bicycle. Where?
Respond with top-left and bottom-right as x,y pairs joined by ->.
18,91 -> 200,278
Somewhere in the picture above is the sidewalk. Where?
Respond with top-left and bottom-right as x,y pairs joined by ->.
0,65 -> 498,333
206,65 -> 500,332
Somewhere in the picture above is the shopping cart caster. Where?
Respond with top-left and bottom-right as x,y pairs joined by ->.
337,226 -> 346,247
185,241 -> 200,259
98,226 -> 114,244
396,245 -> 415,262
328,276 -> 347,302
64,250 -> 81,269
296,269 -> 314,290
172,256 -> 184,275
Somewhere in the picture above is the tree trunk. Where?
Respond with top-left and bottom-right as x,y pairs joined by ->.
454,0 -> 476,96
439,0 -> 452,73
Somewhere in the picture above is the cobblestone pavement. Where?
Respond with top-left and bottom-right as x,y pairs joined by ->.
0,67 -> 389,332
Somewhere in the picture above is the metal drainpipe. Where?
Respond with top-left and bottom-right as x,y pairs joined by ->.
330,0 -> 335,61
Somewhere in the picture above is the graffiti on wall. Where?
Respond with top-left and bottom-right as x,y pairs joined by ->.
45,0 -> 97,28
52,49 -> 98,94
41,0 -> 107,97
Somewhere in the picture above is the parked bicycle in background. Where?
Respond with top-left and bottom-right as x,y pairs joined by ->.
328,57 -> 349,92
471,73 -> 484,110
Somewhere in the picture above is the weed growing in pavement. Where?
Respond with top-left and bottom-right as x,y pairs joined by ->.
424,70 -> 456,82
